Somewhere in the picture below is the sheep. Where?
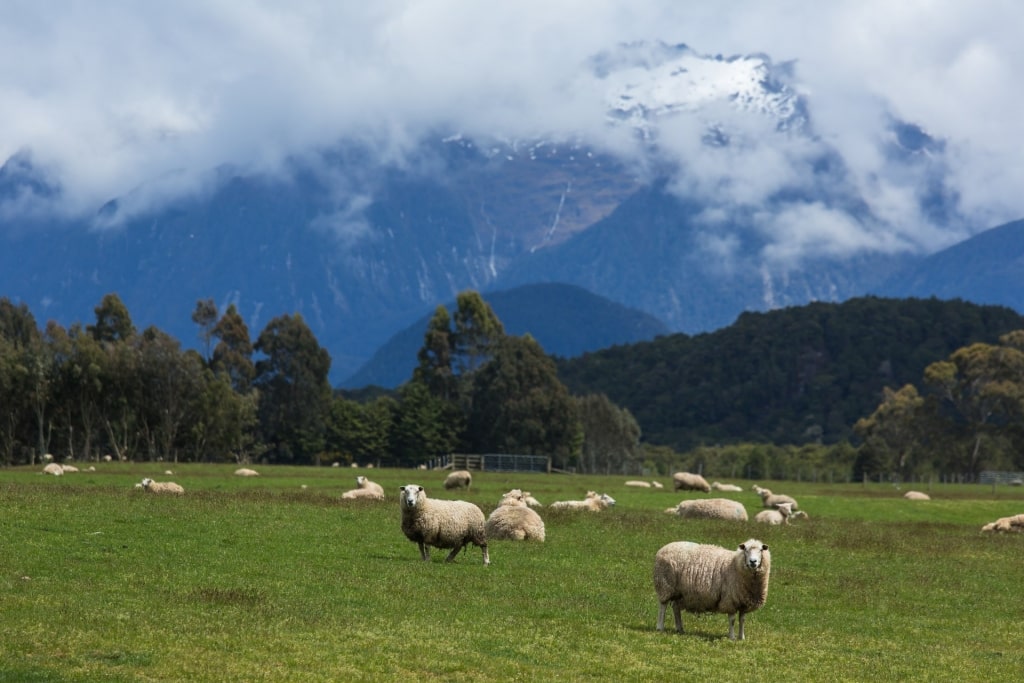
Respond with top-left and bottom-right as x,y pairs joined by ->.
398,484 -> 489,565
903,491 -> 931,500
754,502 -> 793,525
61,464 -> 80,473
650,481 -> 664,489
757,489 -> 799,511
549,491 -> 616,511
667,498 -> 748,521
751,484 -> 771,495
443,469 -> 473,490
140,477 -> 185,495
485,489 -> 545,541
42,463 -> 64,476
672,472 -> 711,493
522,491 -> 543,507
980,513 -> 1024,533
711,481 -> 743,492
625,480 -> 652,488
341,475 -> 386,501
653,538 -> 771,640
234,468 -> 260,477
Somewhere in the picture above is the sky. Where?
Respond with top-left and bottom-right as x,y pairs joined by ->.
2,0 -> 1023,261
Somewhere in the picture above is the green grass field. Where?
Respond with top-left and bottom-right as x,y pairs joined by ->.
1,463 -> 1022,682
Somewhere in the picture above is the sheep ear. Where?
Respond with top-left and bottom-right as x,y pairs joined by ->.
399,486 -> 406,492
762,544 -> 769,550
417,486 -> 424,492
739,543 -> 746,550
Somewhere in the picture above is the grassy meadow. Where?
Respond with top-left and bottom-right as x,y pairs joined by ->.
1,463 -> 1022,682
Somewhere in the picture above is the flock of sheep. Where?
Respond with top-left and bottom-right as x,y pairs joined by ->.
38,459 -> 1024,639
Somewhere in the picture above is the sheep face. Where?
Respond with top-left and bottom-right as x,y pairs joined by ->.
739,541 -> 769,570
141,477 -> 153,488
399,485 -> 424,510
356,475 -> 368,486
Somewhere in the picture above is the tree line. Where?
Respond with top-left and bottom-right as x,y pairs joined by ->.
0,291 -> 642,473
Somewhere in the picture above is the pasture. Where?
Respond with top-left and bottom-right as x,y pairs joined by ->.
0,463 -> 1022,682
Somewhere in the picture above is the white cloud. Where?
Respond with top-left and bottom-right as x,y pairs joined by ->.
1,0 -> 1023,260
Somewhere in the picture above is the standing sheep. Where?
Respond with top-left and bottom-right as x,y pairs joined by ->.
140,477 -> 185,495
443,469 -> 473,490
667,498 -> 748,521
653,538 -> 771,640
672,472 -> 711,493
399,484 -> 489,565
485,489 -> 545,541
754,502 -> 793,525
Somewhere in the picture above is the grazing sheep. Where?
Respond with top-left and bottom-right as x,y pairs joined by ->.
754,502 -> 793,525
903,491 -> 931,500
140,477 -> 185,495
757,489 -> 799,511
443,469 -> 473,490
711,481 -> 743,492
625,480 -> 653,488
398,484 -> 489,565
668,498 -> 748,521
485,490 -> 545,541
549,491 -> 616,511
672,472 -> 711,493
234,468 -> 260,477
981,513 -> 1024,533
653,538 -> 771,640
42,463 -> 64,476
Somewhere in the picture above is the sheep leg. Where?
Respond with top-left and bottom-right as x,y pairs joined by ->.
480,544 -> 490,566
728,612 -> 746,640
418,542 -> 430,562
672,601 -> 683,633
737,611 -> 746,640
444,543 -> 465,562
657,603 -> 666,631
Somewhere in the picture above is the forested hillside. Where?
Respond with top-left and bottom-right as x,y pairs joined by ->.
556,297 -> 1024,451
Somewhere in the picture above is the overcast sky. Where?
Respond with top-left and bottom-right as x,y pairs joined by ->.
2,0 -> 1022,260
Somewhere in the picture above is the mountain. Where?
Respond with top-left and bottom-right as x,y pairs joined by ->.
0,42 -> 1000,384
343,282 -> 671,388
875,218 -> 1024,310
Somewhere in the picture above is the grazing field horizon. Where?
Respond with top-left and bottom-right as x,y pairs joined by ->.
1,463 -> 1022,682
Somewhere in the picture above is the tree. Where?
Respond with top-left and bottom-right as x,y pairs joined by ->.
192,298 -> 219,362
465,335 -> 580,466
390,381 -> 462,464
211,304 -> 255,393
253,313 -> 332,464
452,290 -> 505,378
576,393 -> 642,474
414,305 -> 456,401
852,384 -> 926,481
88,293 -> 136,344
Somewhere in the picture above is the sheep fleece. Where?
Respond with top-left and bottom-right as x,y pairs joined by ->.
399,484 -> 489,564
653,539 -> 770,632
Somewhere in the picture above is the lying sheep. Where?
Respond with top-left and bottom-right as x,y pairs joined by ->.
754,502 -> 793,525
485,489 -> 545,541
443,469 -> 473,490
672,472 -> 711,493
522,491 -> 543,507
234,468 -> 260,477
903,491 -> 931,500
981,513 -> 1024,533
549,491 -> 616,511
42,463 -> 64,476
140,477 -> 185,495
399,484 -> 489,565
342,475 -> 386,501
625,480 -> 652,488
653,538 -> 771,640
650,481 -> 664,489
711,481 -> 743,492
667,498 -> 748,521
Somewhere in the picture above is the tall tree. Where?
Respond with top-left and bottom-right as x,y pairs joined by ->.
253,313 -> 332,464
192,298 -> 219,362
853,384 -> 927,480
88,293 -> 136,344
452,290 -> 505,377
211,304 -> 255,393
414,305 -> 456,400
576,393 -> 643,474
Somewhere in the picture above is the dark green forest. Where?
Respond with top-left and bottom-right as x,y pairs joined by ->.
2,291 -> 1023,481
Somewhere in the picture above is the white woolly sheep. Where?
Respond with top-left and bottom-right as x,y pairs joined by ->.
140,477 -> 185,495
754,502 -> 793,525
443,469 -> 473,490
650,481 -> 664,489
903,490 -> 931,500
625,480 -> 652,488
522,491 -> 543,507
42,463 -> 64,476
399,484 -> 489,565
981,513 -> 1024,533
758,489 -> 799,511
234,468 -> 260,477
341,475 -> 386,501
549,491 -> 616,511
485,490 -> 545,541
60,464 -> 80,473
711,481 -> 743,492
668,498 -> 748,521
672,472 -> 711,493
751,484 -> 771,495
653,538 -> 771,640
